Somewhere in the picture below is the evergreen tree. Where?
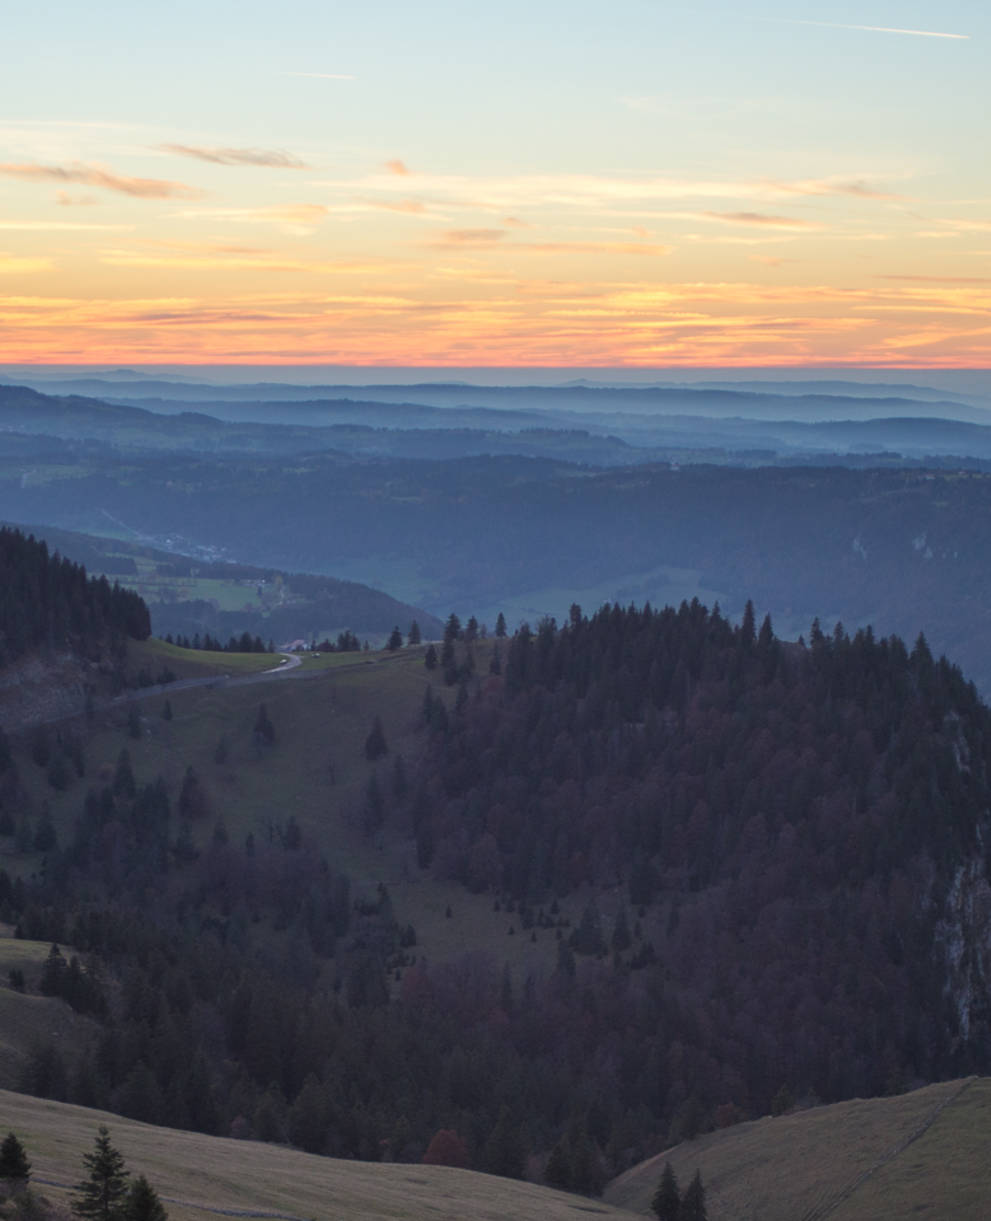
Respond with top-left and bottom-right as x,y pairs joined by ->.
39,943 -> 67,997
124,1175 -> 168,1221
650,1161 -> 679,1221
408,620 -> 422,646
72,1126 -> 129,1221
679,1170 -> 707,1221
495,611 -> 507,638
544,1140 -> 571,1189
424,644 -> 438,671
0,1130 -> 31,1184
253,703 -> 275,747
364,715 -> 388,761
387,626 -> 403,651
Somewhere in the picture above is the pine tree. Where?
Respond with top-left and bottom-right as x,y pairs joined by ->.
387,625 -> 403,651
408,620 -> 422,645
364,715 -> 388,761
72,1125 -> 129,1221
650,1161 -> 679,1221
0,1130 -> 31,1184
124,1175 -> 168,1221
495,611 -> 507,638
253,703 -> 275,747
679,1169 -> 707,1221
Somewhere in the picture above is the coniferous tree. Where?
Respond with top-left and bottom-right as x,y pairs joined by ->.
544,1140 -> 571,1189
0,1130 -> 31,1185
124,1175 -> 168,1221
495,611 -> 507,638
364,715 -> 388,761
651,1162 -> 679,1221
387,626 -> 403,651
72,1126 -> 129,1221
408,620 -> 422,646
679,1170 -> 707,1221
253,703 -> 275,747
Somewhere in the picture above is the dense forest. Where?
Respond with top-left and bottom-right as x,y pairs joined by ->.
0,527 -> 150,668
5,601 -> 991,1192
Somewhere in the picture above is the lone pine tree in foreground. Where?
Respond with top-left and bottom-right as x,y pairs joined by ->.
72,1126 -> 128,1221
0,1130 -> 31,1185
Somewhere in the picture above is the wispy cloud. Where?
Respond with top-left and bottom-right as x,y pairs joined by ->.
879,274 -> 991,284
522,241 -> 673,257
368,198 -> 428,214
775,19 -> 969,40
0,161 -> 200,199
0,220 -> 132,231
285,71 -> 355,80
55,190 -> 98,207
160,144 -> 308,169
433,228 -> 506,246
100,246 -> 347,272
333,169 -> 897,217
703,211 -> 821,230
773,177 -> 900,200
0,254 -> 55,273
173,204 -> 329,234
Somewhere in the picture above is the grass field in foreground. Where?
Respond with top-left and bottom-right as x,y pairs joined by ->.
605,1077 -> 991,1221
0,1090 -> 640,1221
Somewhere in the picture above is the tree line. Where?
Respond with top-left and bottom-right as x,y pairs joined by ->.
0,526 -> 150,668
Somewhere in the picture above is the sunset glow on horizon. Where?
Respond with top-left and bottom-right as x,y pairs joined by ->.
2,1 -> 989,369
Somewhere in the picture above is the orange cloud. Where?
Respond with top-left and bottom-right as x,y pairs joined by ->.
369,199 -> 428,214
772,177 -> 900,200
433,229 -> 506,246
385,159 -> 410,175
0,254 -> 55,273
523,241 -> 673,256
159,144 -> 308,169
0,162 -> 200,199
703,211 -> 821,229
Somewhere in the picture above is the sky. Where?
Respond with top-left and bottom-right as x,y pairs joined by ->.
1,0 -> 989,368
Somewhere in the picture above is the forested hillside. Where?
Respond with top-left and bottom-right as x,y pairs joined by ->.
4,600 -> 991,1193
0,526 -> 150,668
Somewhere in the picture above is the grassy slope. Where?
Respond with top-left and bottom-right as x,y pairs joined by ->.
605,1077 -> 991,1221
5,638 -> 588,1007
0,1089 -> 639,1221
0,933 -> 100,1091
